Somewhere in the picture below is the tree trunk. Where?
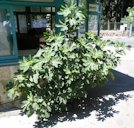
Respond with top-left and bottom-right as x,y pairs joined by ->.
114,21 -> 117,30
114,14 -> 117,30
107,18 -> 110,30
106,0 -> 111,30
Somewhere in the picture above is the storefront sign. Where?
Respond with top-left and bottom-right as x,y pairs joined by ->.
89,4 -> 99,12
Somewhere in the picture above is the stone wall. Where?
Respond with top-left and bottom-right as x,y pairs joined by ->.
0,65 -> 18,109
100,30 -> 129,37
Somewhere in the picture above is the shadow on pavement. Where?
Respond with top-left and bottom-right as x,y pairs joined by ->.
34,70 -> 134,128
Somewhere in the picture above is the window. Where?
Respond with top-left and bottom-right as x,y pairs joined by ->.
0,7 -> 18,63
0,10 -> 14,56
88,15 -> 98,34
0,8 -> 18,59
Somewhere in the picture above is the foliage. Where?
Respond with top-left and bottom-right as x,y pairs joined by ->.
8,2 -> 130,119
102,0 -> 127,30
121,6 -> 134,25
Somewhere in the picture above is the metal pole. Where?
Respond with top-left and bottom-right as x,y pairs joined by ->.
97,0 -> 102,36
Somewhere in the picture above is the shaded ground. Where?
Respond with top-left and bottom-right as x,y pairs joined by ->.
0,37 -> 134,128
33,70 -> 134,128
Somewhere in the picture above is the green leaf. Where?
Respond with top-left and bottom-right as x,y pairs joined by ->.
47,106 -> 52,112
33,72 -> 39,84
34,49 -> 44,58
63,99 -> 67,104
45,111 -> 50,118
33,103 -> 39,110
51,58 -> 62,68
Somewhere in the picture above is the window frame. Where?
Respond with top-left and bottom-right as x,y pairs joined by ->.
0,4 -> 19,64
0,0 -> 64,64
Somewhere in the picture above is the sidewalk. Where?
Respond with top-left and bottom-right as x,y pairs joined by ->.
0,44 -> 134,128
102,36 -> 134,47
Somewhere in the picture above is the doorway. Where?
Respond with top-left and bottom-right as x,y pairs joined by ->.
14,6 -> 55,56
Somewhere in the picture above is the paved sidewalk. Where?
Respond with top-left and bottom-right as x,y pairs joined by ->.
103,36 -> 134,47
0,41 -> 134,128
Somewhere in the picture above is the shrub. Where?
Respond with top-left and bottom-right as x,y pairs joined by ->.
8,2 -> 130,119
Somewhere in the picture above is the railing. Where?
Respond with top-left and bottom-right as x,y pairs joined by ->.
100,22 -> 129,37
101,22 -> 123,30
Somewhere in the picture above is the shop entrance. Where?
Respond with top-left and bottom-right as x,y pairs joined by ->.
14,6 -> 55,56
